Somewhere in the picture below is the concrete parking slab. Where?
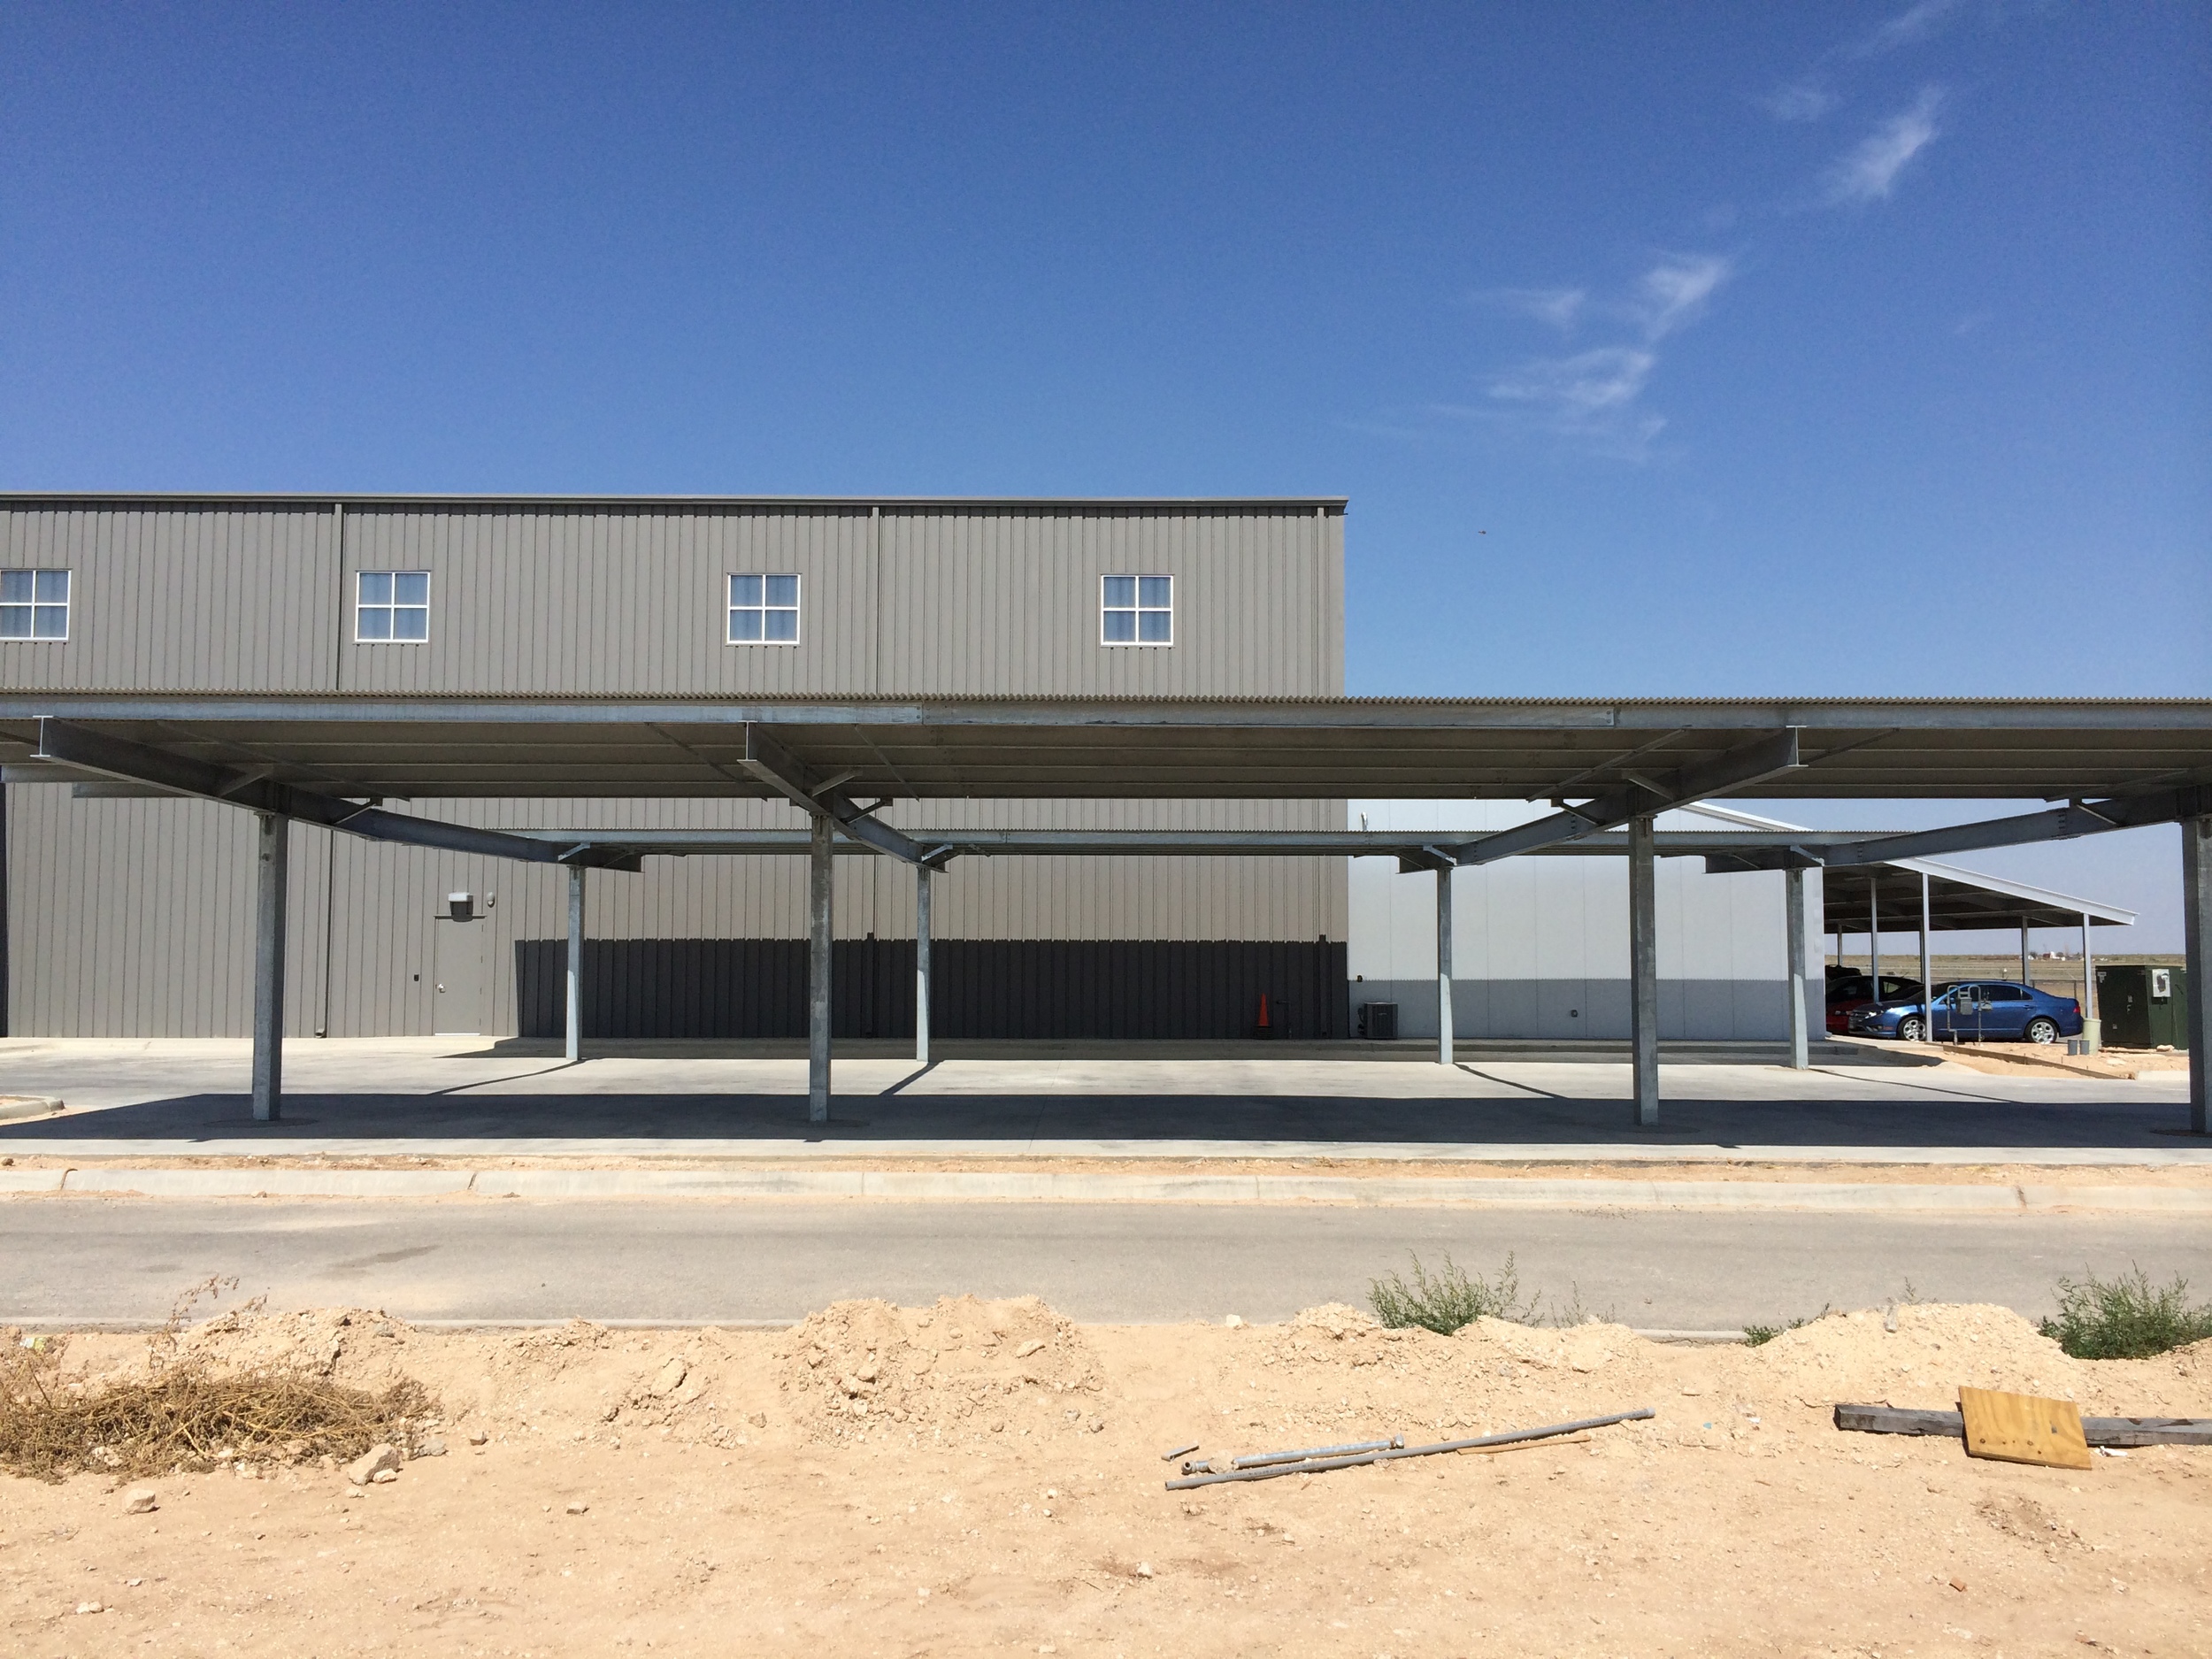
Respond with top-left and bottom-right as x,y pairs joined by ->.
0,1037 -> 2200,1165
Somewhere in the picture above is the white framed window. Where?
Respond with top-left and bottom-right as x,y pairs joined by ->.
1102,573 -> 1172,645
728,572 -> 801,644
0,568 -> 70,641
356,570 -> 430,641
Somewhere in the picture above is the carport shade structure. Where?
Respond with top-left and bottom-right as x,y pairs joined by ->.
3,695 -> 2209,1132
1798,857 -> 2139,1047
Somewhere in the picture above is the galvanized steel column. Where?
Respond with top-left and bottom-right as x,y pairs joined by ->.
250,812 -> 289,1123
565,864 -> 585,1064
2019,918 -> 2032,987
1435,864 -> 1454,1067
1918,872 -> 1933,1043
1785,866 -> 1809,1071
2081,910 -> 2100,1052
1869,877 -> 1879,989
2185,814 -> 2209,1133
1628,814 -> 1659,1126
809,814 -> 833,1124
915,865 -> 932,1065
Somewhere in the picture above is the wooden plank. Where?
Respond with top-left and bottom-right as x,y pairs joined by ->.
2083,1416 -> 2212,1448
1835,1404 -> 2212,1447
1958,1387 -> 2093,1470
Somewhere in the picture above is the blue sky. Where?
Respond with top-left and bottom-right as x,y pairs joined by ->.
3,3 -> 2207,943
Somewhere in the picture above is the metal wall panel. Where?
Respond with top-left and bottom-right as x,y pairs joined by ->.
338,508 -> 879,695
514,937 -> 1349,1041
876,506 -> 1340,696
0,498 -> 1346,1036
312,795 -> 1343,1038
4,783 -> 329,1038
0,507 -> 340,692
1347,799 -> 1799,1041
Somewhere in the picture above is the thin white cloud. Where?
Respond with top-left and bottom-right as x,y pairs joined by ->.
1824,87 -> 1943,204
1478,347 -> 1665,457
1440,253 -> 1732,458
1850,0 -> 1965,58
1760,80 -> 1839,122
1633,255 -> 1732,340
1471,286 -> 1587,331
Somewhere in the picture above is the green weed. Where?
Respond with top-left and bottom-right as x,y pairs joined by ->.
1369,1252 -> 1540,1334
2039,1266 -> 2212,1360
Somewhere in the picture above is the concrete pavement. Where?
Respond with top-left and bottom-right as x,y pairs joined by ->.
3,1196 -> 2201,1332
0,1038 -> 2202,1165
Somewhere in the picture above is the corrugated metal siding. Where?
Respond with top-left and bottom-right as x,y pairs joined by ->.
338,508 -> 879,695
331,503 -> 1337,698
315,795 -> 1342,1038
2,499 -> 1347,1036
4,784 -> 329,1037
515,937 -> 1349,1041
6,787 -> 1343,1038
876,507 -> 1336,696
0,507 -> 338,692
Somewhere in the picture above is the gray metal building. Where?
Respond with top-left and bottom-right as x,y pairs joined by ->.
0,495 -> 1348,1039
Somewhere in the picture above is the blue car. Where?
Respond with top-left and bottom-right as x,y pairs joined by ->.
1848,980 -> 2085,1044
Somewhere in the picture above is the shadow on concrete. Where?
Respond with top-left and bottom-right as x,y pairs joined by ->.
0,1086 -> 2187,1151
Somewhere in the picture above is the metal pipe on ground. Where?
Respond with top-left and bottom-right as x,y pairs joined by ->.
1229,1437 -> 1402,1471
1164,1409 -> 1655,1489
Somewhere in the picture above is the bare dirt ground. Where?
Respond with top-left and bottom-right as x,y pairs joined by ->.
6,1154 -> 2210,1188
1885,1043 -> 2192,1083
4,1299 -> 2207,1657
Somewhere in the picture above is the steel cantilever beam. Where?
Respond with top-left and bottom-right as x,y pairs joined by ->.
33,718 -> 640,870
1457,728 -> 1805,866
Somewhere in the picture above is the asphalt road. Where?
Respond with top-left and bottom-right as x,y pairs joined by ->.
6,1197 -> 2204,1332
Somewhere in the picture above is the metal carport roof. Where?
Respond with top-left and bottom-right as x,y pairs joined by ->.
3,694 -> 2209,800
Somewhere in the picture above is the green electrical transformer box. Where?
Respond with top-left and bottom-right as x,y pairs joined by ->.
2094,964 -> 2190,1050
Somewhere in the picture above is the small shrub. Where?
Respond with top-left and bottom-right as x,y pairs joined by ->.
0,1283 -> 439,1483
1742,1306 -> 1828,1347
1370,1252 -> 1539,1334
2039,1266 -> 2212,1360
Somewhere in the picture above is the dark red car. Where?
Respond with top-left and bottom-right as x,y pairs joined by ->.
1825,974 -> 1923,1035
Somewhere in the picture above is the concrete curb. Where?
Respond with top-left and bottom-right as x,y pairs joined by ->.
7,1164 -> 2208,1212
0,1311 -> 1756,1340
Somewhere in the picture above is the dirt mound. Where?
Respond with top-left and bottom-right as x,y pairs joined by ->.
1740,1302 -> 2084,1408
773,1294 -> 1103,1443
1460,1317 -> 1640,1373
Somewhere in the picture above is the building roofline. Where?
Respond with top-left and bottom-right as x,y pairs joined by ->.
0,491 -> 1350,512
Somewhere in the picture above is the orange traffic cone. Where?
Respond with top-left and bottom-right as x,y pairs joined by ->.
1256,993 -> 1272,1036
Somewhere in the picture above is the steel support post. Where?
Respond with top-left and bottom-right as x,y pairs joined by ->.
2020,918 -> 2032,987
915,864 -> 933,1065
1435,864 -> 1455,1066
250,812 -> 289,1123
2185,815 -> 2209,1133
2081,910 -> 2100,1052
1785,866 -> 1809,1070
1628,814 -> 1659,1126
1919,872 -> 1933,1044
565,864 -> 585,1064
1869,878 -> 1879,988
808,813 -> 833,1124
